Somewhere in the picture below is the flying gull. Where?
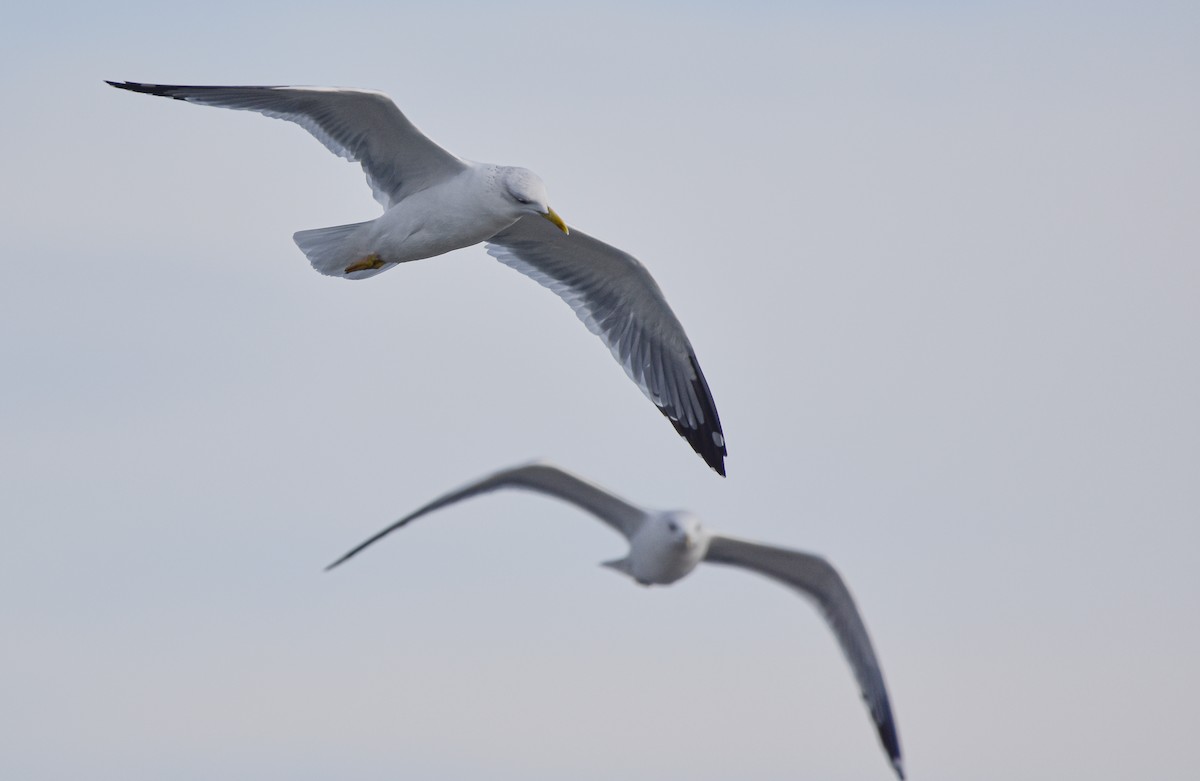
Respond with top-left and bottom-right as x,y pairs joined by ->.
327,462 -> 904,778
107,81 -> 727,475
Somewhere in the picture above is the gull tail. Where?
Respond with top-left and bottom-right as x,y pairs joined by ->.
293,221 -> 389,279
601,557 -> 633,576
602,557 -> 651,585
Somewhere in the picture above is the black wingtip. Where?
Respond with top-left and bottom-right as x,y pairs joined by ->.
324,552 -> 353,572
666,354 -> 727,476
674,415 -> 725,476
105,80 -> 189,100
878,715 -> 904,779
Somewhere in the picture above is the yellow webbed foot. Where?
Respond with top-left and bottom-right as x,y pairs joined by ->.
344,253 -> 386,274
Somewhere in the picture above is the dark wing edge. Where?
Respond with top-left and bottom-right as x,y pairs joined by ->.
703,535 -> 904,779
325,462 -> 646,571
105,81 -> 466,207
668,354 -> 726,476
486,219 -> 727,476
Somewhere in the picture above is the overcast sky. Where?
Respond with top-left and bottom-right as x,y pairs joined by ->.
2,2 -> 1198,780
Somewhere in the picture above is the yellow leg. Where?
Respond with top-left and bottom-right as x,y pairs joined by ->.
344,253 -> 386,274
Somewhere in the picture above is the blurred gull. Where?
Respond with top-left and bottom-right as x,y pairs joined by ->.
107,82 -> 727,475
327,462 -> 904,778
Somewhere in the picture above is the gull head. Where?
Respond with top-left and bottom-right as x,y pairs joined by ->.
621,511 -> 709,586
661,511 -> 707,553
501,167 -> 568,234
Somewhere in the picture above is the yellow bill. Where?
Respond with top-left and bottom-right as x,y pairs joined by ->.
542,207 -> 569,235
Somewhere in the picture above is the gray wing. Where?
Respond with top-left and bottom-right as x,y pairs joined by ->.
486,217 -> 727,476
703,535 -> 904,780
326,462 -> 647,570
106,81 -> 467,207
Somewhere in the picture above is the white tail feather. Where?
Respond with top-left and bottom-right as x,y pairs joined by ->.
601,558 -> 634,577
293,221 -> 391,279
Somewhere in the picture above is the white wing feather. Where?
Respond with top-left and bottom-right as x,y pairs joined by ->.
326,462 -> 649,570
107,82 -> 467,207
703,535 -> 904,779
486,217 -> 727,475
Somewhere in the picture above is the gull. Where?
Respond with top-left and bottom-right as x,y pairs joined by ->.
327,462 -> 904,778
106,81 -> 727,475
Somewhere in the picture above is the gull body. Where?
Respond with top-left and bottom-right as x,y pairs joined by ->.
107,81 -> 727,474
613,510 -> 709,585
314,164 -> 556,275
327,462 -> 904,779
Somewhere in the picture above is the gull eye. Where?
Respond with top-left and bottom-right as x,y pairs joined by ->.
514,195 -> 531,205
667,521 -> 678,532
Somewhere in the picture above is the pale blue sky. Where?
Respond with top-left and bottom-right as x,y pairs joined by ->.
2,2 -> 1198,780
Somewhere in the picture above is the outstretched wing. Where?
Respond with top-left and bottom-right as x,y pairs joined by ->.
703,535 -> 904,779
107,81 -> 467,207
326,462 -> 648,570
486,216 -> 727,476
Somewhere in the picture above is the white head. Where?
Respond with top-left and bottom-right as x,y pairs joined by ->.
614,510 -> 708,586
500,167 -> 569,234
660,511 -> 706,553
622,510 -> 707,585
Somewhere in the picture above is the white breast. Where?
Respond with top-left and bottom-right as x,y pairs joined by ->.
370,164 -> 521,263
627,514 -> 708,585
